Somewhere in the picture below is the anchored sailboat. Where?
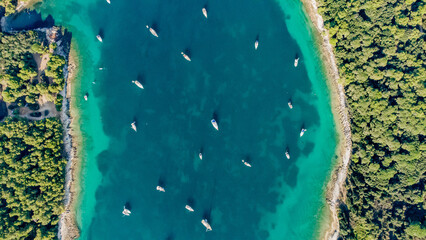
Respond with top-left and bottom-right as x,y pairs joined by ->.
132,80 -> 144,89
131,121 -> 137,132
294,57 -> 299,67
242,159 -> 252,167
201,219 -> 212,232
96,35 -> 103,42
181,52 -> 191,61
211,119 -> 219,131
146,25 -> 159,38
300,128 -> 307,137
185,205 -> 194,212
122,207 -> 131,216
202,7 -> 208,18
156,185 -> 165,192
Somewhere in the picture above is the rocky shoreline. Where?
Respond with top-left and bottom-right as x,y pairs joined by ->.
57,44 -> 81,240
298,0 -> 353,239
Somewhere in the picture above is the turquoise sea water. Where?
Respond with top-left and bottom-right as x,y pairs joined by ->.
39,0 -> 337,239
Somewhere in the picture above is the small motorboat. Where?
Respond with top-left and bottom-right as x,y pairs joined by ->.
199,152 -> 203,160
98,67 -> 104,70
185,205 -> 194,212
146,25 -> 159,38
181,52 -> 191,61
84,93 -> 88,101
202,7 -> 208,18
201,219 -> 212,232
132,80 -> 144,89
156,186 -> 165,192
96,35 -> 103,42
106,0 -> 110,4
300,128 -> 307,137
131,121 -> 137,132
211,119 -> 219,131
288,100 -> 293,109
285,149 -> 290,159
242,159 -> 252,167
254,40 -> 259,50
294,57 -> 299,67
122,207 -> 131,216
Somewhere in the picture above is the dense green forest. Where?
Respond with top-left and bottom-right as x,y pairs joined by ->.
0,31 -> 66,108
0,117 -> 66,239
318,0 -> 425,239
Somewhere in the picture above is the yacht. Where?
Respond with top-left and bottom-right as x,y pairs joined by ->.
98,67 -> 104,70
122,207 -> 131,216
96,35 -> 103,42
199,152 -> 203,160
254,40 -> 259,50
106,0 -> 110,4
201,219 -> 212,232
131,121 -> 137,132
202,7 -> 208,18
242,159 -> 252,167
181,52 -> 191,61
146,25 -> 159,38
300,128 -> 307,137
211,119 -> 219,131
84,93 -> 88,101
285,149 -> 290,159
185,205 -> 194,212
288,100 -> 293,109
156,185 -> 165,192
132,80 -> 144,89
294,57 -> 299,67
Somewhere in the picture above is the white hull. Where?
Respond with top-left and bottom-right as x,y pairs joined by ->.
132,80 -> 144,89
201,219 -> 212,232
294,58 -> 299,67
199,153 -> 203,160
242,160 -> 252,167
300,129 -> 306,137
96,35 -> 103,42
285,151 -> 290,159
131,122 -> 137,132
288,101 -> 293,109
156,186 -> 165,192
211,119 -> 219,131
185,205 -> 194,212
84,94 -> 88,101
202,8 -> 208,18
106,0 -> 110,4
122,207 -> 131,216
181,52 -> 191,61
146,25 -> 159,37
254,40 -> 258,50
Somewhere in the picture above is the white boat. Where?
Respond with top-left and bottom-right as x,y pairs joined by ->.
106,0 -> 110,4
294,57 -> 299,67
201,219 -> 212,232
99,67 -> 104,70
211,119 -> 219,131
181,52 -> 191,61
122,207 -> 131,216
132,80 -> 144,89
84,94 -> 88,101
285,150 -> 290,159
96,35 -> 103,42
156,186 -> 165,192
300,128 -> 306,137
254,40 -> 259,50
288,100 -> 293,109
185,205 -> 194,212
242,159 -> 252,167
146,25 -> 159,38
202,8 -> 208,18
199,152 -> 203,160
131,121 -> 137,132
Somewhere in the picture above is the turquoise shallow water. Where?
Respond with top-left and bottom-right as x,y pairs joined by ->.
39,0 -> 337,239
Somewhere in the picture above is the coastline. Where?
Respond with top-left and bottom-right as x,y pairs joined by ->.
58,43 -> 81,240
297,0 -> 353,239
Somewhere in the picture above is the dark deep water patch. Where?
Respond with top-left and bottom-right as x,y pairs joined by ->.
1,10 -> 54,32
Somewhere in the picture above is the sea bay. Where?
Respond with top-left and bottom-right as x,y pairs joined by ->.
38,0 -> 337,239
